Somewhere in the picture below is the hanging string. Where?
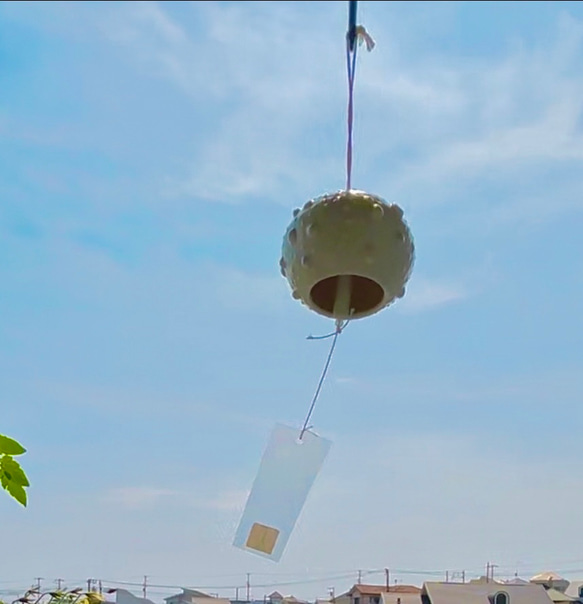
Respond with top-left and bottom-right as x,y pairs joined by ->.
299,319 -> 344,440
298,4 -> 374,441
346,36 -> 358,191
345,3 -> 375,191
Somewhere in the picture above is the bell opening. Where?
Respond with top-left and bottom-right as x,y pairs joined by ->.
309,275 -> 384,317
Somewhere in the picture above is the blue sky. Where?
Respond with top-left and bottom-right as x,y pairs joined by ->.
2,0 -> 583,600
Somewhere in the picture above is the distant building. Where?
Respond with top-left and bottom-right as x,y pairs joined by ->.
565,582 -> 583,602
503,577 -> 529,586
334,584 -> 422,604
531,573 -> 570,594
263,593 -> 308,604
421,581 -> 554,604
165,589 -> 230,604
468,577 -> 505,586
381,593 -> 421,604
544,588 -> 578,604
230,592 -> 306,604
115,589 -> 157,604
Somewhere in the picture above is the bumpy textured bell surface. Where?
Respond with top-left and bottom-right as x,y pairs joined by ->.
280,190 -> 415,320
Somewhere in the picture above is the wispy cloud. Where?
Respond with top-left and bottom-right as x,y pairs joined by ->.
103,486 -> 177,510
396,277 -> 468,313
209,265 -> 291,314
366,13 -> 583,224
286,428 -> 583,579
196,489 -> 249,513
103,484 -> 249,514
97,1 -> 349,203
6,1 -> 583,222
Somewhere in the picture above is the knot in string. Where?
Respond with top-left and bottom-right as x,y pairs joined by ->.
355,25 -> 375,51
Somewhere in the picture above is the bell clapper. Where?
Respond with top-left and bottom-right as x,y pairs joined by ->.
333,274 -> 352,321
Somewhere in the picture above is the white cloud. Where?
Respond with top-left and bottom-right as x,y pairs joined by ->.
366,14 -> 583,222
161,6 -> 582,218
196,489 -> 250,513
103,485 -> 248,513
396,277 -> 468,313
101,1 -> 195,94
209,265 -> 292,314
103,486 -> 177,510
285,429 -> 583,582
7,1 -> 583,222
96,2 -> 350,203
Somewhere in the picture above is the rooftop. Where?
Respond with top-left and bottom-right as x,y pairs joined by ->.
381,594 -> 421,604
531,573 -> 568,584
423,581 -> 554,604
164,590 -> 212,601
348,585 -> 422,596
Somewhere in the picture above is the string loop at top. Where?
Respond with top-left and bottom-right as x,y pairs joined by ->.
345,16 -> 375,191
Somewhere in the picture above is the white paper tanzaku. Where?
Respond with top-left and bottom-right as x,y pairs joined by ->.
233,423 -> 332,561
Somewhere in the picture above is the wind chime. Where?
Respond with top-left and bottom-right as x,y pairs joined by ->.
234,0 -> 414,562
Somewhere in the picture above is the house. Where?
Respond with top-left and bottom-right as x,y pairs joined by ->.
503,578 -> 529,586
165,589 -> 230,604
281,597 -> 309,604
421,581 -> 554,604
115,589 -> 156,604
468,577 -> 505,586
545,588 -> 578,604
166,590 -> 212,604
264,594 -> 308,604
381,593 -> 421,604
334,584 -> 422,604
565,582 -> 583,602
531,573 -> 571,594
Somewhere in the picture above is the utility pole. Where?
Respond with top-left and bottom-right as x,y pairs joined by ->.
142,576 -> 148,599
34,578 -> 43,592
358,570 -> 362,583
445,571 -> 449,583
236,588 -> 240,601
87,579 -> 93,593
490,564 -> 498,582
99,581 -> 103,596
56,579 -> 64,591
385,569 -> 390,592
486,563 -> 490,583
246,573 -> 250,602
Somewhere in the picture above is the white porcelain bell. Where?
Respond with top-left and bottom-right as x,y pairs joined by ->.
280,189 -> 414,320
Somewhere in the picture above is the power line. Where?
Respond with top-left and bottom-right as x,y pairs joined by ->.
17,561 -> 583,602
100,571 -> 373,591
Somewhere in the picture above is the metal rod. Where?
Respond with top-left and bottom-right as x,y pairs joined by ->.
348,0 -> 358,51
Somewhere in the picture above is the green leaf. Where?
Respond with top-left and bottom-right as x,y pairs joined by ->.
1,456 -> 29,486
4,480 -> 27,506
0,435 -> 26,455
